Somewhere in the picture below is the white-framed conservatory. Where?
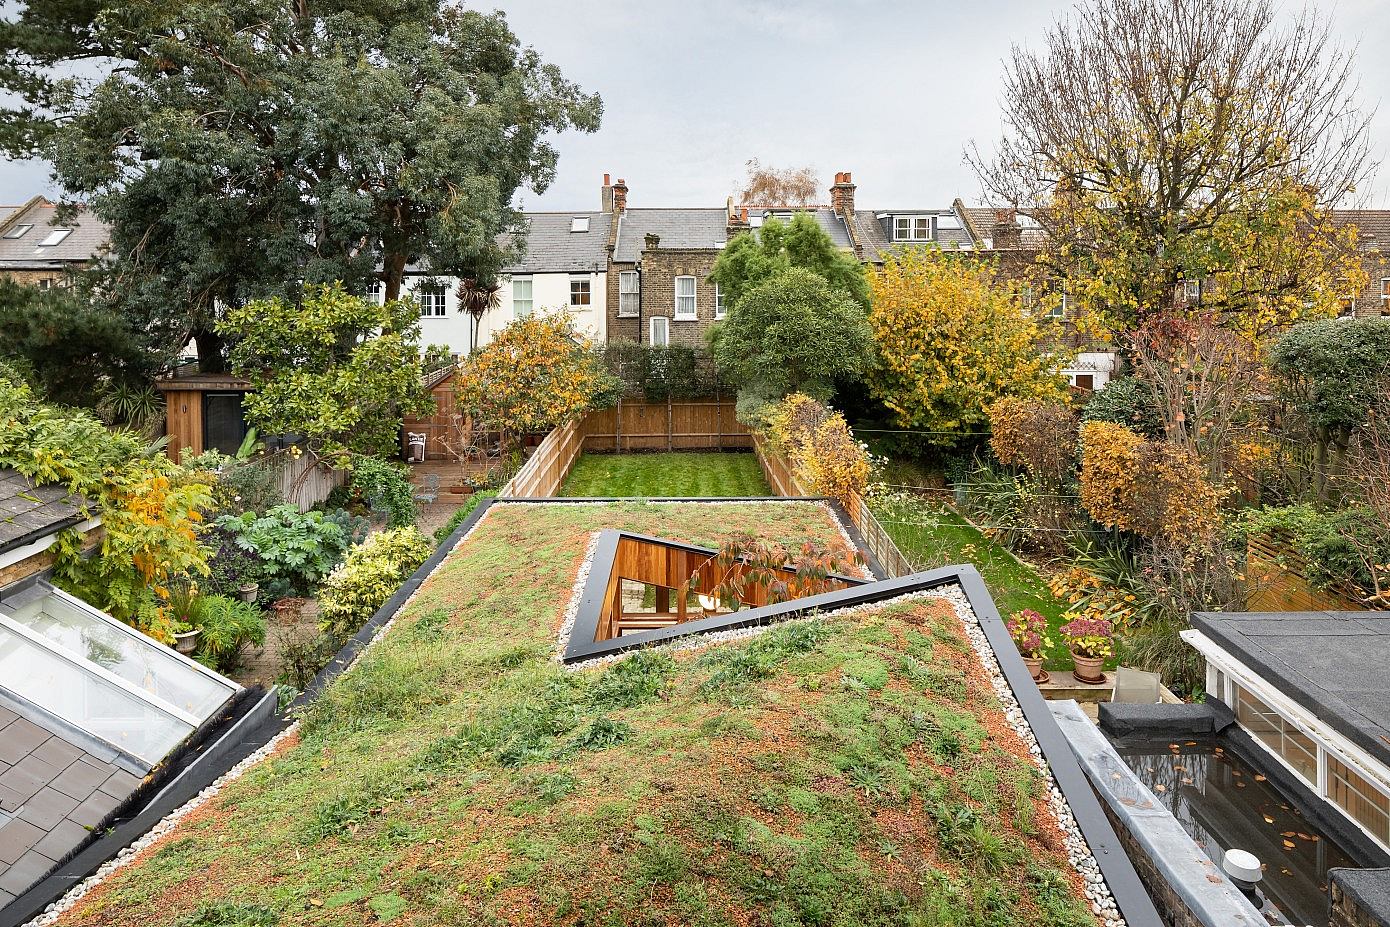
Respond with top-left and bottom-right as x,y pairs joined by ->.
1183,628 -> 1390,851
0,584 -> 239,766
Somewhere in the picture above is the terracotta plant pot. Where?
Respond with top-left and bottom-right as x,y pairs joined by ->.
173,628 -> 201,655
1023,655 -> 1050,685
1071,650 -> 1105,684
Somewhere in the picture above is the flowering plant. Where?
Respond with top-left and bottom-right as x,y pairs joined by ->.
1005,609 -> 1050,658
1058,613 -> 1114,659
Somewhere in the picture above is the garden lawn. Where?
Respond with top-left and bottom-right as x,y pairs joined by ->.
56,501 -> 1097,927
560,451 -> 770,497
871,500 -> 1076,669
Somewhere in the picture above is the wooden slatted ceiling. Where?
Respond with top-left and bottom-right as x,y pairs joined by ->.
595,533 -> 861,643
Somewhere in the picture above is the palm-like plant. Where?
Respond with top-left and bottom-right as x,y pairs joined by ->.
456,277 -> 501,353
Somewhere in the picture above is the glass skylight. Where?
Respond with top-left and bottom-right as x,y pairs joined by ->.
571,216 -> 590,232
2,223 -> 32,239
38,228 -> 72,246
0,586 -> 237,764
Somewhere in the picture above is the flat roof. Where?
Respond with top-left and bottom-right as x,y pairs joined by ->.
1192,611 -> 1390,769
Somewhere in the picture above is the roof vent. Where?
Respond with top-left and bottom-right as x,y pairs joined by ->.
571,216 -> 590,233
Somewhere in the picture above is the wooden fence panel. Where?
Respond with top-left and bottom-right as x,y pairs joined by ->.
1245,532 -> 1362,612
254,449 -> 347,511
503,420 -> 584,498
582,401 -> 751,453
751,436 -> 916,579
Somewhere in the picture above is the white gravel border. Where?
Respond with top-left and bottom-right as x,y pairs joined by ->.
23,503 -> 502,926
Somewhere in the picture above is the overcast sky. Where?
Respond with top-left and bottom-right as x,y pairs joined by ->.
2,0 -> 1388,210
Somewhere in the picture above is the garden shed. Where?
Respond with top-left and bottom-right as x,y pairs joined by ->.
154,372 -> 254,463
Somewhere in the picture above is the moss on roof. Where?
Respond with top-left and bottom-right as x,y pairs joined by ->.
58,502 -> 1096,927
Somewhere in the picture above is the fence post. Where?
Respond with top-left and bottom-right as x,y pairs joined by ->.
616,398 -> 623,454
667,394 -> 673,452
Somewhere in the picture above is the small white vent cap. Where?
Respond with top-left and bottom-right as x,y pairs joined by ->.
1223,848 -> 1262,883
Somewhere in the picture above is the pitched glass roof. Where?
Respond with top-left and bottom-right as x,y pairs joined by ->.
0,586 -> 237,764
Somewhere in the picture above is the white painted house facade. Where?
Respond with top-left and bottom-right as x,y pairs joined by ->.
398,210 -> 612,357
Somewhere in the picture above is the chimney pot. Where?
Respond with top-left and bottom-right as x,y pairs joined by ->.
604,172 -> 610,185
830,171 -> 856,218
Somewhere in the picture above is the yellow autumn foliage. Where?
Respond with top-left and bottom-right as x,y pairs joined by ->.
868,249 -> 1068,444
764,393 -> 870,504
1079,421 -> 1223,542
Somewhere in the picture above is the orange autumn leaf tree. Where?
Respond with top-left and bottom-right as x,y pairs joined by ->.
868,249 -> 1067,446
454,312 -> 615,448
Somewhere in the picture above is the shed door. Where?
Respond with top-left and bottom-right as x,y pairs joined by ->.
203,392 -> 248,455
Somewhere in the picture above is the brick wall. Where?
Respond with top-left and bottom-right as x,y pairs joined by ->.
605,248 -> 721,345
0,269 -> 67,288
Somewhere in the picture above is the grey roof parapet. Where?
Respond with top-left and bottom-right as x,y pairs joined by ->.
1050,699 -> 1267,927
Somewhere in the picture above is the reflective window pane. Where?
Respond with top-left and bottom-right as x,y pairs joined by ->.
11,592 -> 233,720
0,623 -> 193,762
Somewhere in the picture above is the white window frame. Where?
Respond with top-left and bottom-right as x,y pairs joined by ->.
1047,283 -> 1068,319
569,275 -> 592,307
512,276 -> 533,318
893,216 -> 933,241
2,223 -> 32,239
1380,277 -> 1390,307
714,284 -> 725,320
38,228 -> 72,246
1183,279 -> 1201,303
674,276 -> 697,320
418,285 -> 447,317
1185,627 -> 1390,853
570,216 -> 590,233
649,315 -> 669,346
619,271 -> 640,317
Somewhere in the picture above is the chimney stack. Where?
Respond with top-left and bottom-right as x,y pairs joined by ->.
992,208 -> 1022,249
644,232 -> 660,252
601,173 -> 613,212
613,177 -> 628,213
830,171 -> 856,218
727,197 -> 750,238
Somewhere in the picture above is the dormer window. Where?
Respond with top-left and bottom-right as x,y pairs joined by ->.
2,224 -> 32,239
893,216 -> 932,241
571,216 -> 590,233
38,228 -> 72,246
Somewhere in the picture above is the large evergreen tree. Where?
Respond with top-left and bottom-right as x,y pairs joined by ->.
0,1 -> 601,370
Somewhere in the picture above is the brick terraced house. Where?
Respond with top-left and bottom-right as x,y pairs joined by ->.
0,197 -> 109,289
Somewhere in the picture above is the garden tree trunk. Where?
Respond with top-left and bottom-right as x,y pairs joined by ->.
194,328 -> 226,374
383,252 -> 408,302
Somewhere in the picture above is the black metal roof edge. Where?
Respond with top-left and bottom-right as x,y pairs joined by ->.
562,555 -> 1162,924
0,688 -> 279,927
958,567 -> 1163,927
288,496 -> 499,711
1190,611 -> 1390,772
0,513 -> 85,558
0,501 -> 501,924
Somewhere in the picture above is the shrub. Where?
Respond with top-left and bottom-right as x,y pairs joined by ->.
1081,377 -> 1163,439
200,527 -> 265,598
1079,421 -> 1222,541
988,397 -> 1077,487
347,456 -> 416,527
191,595 -> 267,673
1234,503 -> 1388,597
275,624 -> 338,689
1006,610 -> 1049,658
762,393 -> 871,504
215,505 -> 351,597
322,507 -> 372,547
318,527 -> 433,639
433,490 -> 497,544
1058,614 -> 1113,659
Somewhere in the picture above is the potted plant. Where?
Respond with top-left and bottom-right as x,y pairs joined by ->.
172,621 -> 201,655
1006,609 -> 1051,684
238,581 -> 259,604
1059,613 -> 1114,684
